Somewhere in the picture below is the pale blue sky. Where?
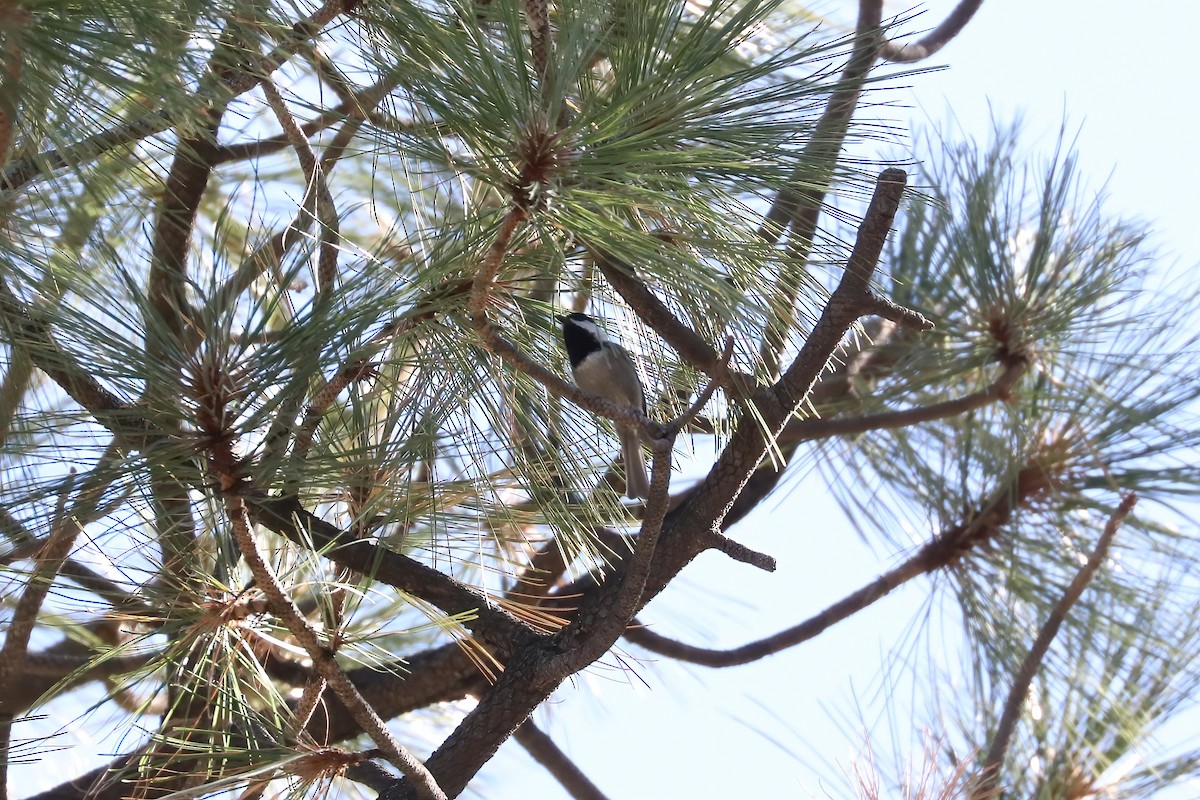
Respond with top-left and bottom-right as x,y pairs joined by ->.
478,2 -> 1200,798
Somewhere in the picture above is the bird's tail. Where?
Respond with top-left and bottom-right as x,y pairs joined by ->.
620,429 -> 650,500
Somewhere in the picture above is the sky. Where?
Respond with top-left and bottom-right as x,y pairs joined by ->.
475,1 -> 1200,798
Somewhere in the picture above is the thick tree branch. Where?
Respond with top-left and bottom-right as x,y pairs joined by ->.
144,16 -> 239,578
1,646 -> 158,718
306,642 -> 486,745
381,426 -> 678,799
661,170 -> 915,546
247,494 -> 542,651
0,472 -> 85,799
27,638 -> 488,800
774,169 -> 929,413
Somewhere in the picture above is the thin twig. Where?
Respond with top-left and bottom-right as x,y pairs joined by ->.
779,358 -> 1026,443
624,457 -> 1054,667
0,471 -> 86,799
707,533 -> 776,572
213,70 -> 401,165
469,207 -> 528,323
972,493 -> 1137,799
0,5 -> 27,172
514,719 -> 611,800
0,277 -> 160,447
291,677 -> 329,740
670,336 -> 734,434
290,358 -> 377,459
259,76 -> 339,300
881,0 -> 984,62
302,44 -> 359,107
608,433 -> 676,628
522,0 -> 552,85
220,484 -> 446,800
0,480 -> 140,611
623,542 -> 932,667
210,109 -> 363,325
0,0 -> 351,193
757,0 -> 885,377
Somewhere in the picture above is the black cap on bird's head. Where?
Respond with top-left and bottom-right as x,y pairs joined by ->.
559,312 -> 607,367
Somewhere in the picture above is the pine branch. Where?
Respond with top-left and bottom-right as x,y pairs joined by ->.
779,358 -> 1027,443
0,471 -> 85,800
247,494 -> 542,649
221,488 -> 446,799
211,70 -> 401,165
757,0 -> 886,376
881,0 -> 984,62
514,719 -> 610,800
379,168 -> 918,800
591,245 -> 752,395
0,0 -> 353,193
0,277 -> 159,446
258,75 -> 339,301
622,444 -> 1084,668
971,493 -> 1137,799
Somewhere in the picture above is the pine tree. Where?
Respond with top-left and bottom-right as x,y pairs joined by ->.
3,1 -> 1199,798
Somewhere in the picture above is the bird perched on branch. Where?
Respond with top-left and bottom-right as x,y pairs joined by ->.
559,312 -> 650,499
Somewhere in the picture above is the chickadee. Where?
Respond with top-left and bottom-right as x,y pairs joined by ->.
559,312 -> 650,499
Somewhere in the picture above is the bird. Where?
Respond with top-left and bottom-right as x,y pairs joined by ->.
559,312 -> 650,499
